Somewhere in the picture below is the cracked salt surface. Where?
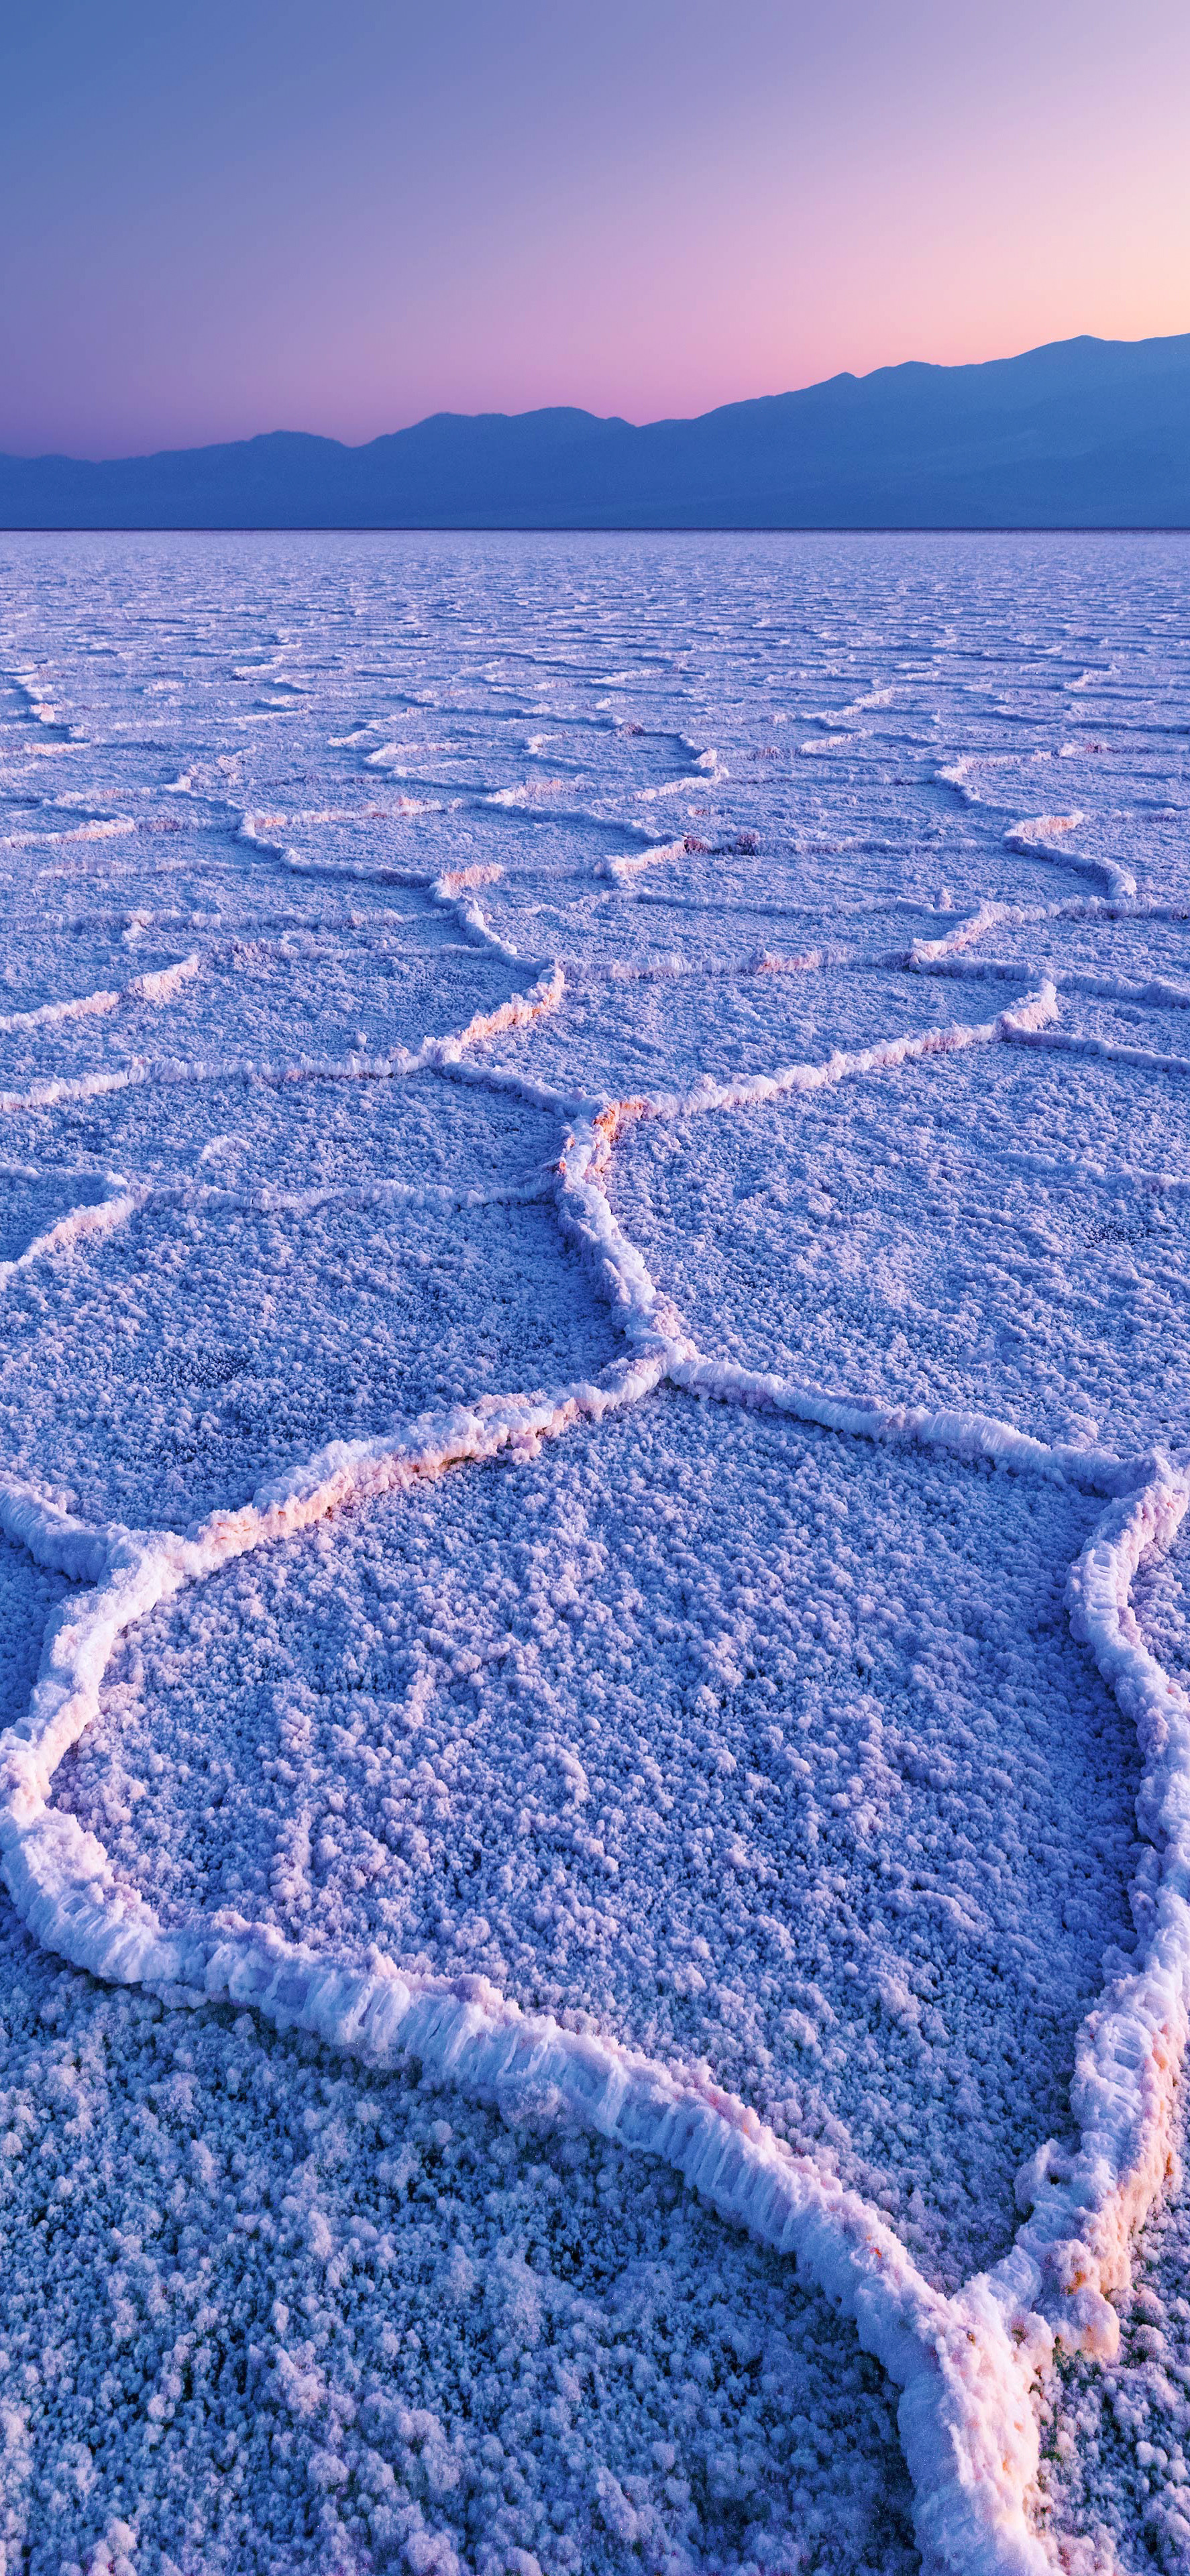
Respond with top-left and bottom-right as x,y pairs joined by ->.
608,1044 -> 1190,1454
63,1397 -> 1136,2297
0,937 -> 521,1094
498,961 -> 961,1099
1,529 -> 1190,2573
0,1130 -> 613,1527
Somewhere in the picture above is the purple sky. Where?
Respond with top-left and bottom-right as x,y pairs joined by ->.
3,0 -> 1188,458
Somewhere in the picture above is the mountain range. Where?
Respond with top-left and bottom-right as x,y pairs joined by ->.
3,331 -> 1189,528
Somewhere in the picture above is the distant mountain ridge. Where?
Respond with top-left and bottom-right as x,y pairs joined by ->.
3,332 -> 1189,527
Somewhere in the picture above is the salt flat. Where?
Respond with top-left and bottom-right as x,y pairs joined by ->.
0,530 -> 1189,2575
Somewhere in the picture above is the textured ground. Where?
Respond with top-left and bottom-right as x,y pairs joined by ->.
1,529 -> 1189,2574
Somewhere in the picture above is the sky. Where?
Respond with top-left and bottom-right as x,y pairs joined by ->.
2,0 -> 1188,458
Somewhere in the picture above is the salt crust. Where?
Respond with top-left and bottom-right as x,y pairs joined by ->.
1042,1536 -> 1190,2567
2,534 -> 1190,2569
608,1036 -> 1190,1458
0,969 -> 1181,2576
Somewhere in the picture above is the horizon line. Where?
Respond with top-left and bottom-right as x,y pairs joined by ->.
4,524 -> 1190,538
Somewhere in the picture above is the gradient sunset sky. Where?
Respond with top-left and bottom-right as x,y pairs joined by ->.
3,0 -> 1188,458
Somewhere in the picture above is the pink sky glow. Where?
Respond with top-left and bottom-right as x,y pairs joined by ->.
1,0 -> 1187,457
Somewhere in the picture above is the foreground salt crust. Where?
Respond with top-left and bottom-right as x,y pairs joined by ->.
0,967 -> 1183,2575
2,530 -> 1189,2571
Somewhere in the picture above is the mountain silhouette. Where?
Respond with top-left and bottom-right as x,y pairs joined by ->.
3,332 -> 1189,527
